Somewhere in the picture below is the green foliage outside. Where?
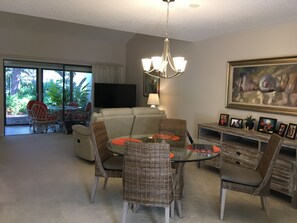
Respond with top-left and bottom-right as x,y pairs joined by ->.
6,68 -> 91,115
44,77 -> 90,108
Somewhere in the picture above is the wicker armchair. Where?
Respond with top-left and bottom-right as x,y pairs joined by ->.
122,141 -> 174,223
220,133 -> 284,221
72,102 -> 92,125
159,118 -> 187,217
26,99 -> 37,128
90,121 -> 123,203
31,101 -> 57,133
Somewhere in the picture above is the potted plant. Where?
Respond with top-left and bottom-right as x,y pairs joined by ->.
245,115 -> 256,130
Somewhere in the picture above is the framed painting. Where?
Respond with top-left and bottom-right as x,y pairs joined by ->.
230,118 -> 243,128
226,56 -> 297,116
286,123 -> 297,140
218,113 -> 229,126
257,117 -> 277,134
277,123 -> 288,137
143,73 -> 160,97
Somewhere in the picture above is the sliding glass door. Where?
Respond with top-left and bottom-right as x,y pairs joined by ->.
5,67 -> 37,126
4,60 -> 92,135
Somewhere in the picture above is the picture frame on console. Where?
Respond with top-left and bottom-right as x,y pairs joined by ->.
230,118 -> 243,128
226,56 -> 297,116
143,73 -> 160,97
218,114 -> 229,126
286,123 -> 297,140
257,117 -> 277,134
277,123 -> 288,137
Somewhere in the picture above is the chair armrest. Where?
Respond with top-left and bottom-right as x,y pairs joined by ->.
72,124 -> 91,136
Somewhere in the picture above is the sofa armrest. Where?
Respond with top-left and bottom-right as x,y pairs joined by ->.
72,124 -> 91,136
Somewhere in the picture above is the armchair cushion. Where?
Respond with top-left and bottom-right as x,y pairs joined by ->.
220,164 -> 262,187
72,124 -> 91,136
102,156 -> 124,171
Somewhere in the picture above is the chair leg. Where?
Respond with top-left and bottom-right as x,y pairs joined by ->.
176,200 -> 183,218
133,203 -> 139,213
165,206 -> 170,223
220,188 -> 227,220
263,196 -> 270,222
103,177 -> 108,189
122,201 -> 128,223
260,196 -> 265,210
170,201 -> 174,218
90,176 -> 99,203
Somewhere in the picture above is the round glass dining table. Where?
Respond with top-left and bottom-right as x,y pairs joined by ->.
107,134 -> 221,218
107,134 -> 221,163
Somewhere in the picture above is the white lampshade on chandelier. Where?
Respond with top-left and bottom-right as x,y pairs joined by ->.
142,0 -> 187,79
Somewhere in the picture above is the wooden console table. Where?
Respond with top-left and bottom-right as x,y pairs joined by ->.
197,123 -> 297,208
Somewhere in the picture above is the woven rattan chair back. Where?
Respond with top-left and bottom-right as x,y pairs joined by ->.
159,118 -> 187,147
254,134 -> 284,195
90,121 -> 123,203
91,121 -> 114,163
122,141 -> 174,223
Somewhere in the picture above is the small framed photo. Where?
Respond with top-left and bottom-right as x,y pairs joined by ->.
285,123 -> 297,140
257,117 -> 277,134
277,123 -> 288,137
230,118 -> 243,128
218,114 -> 229,126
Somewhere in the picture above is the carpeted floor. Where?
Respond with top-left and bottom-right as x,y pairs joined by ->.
0,133 -> 296,223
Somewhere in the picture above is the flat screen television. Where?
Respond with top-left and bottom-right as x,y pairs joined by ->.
94,83 -> 136,108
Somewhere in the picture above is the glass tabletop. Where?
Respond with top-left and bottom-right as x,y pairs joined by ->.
108,134 -> 221,163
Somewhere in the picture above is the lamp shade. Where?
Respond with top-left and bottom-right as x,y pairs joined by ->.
147,93 -> 160,107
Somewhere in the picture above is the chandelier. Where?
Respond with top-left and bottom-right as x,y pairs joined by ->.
142,0 -> 187,79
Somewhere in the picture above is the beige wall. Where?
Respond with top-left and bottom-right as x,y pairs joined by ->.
0,12 -> 134,136
126,21 -> 297,136
2,11 -> 297,137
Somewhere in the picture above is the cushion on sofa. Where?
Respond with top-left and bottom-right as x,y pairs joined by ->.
101,116 -> 134,139
100,108 -> 132,116
132,107 -> 165,115
90,112 -> 102,124
131,114 -> 166,135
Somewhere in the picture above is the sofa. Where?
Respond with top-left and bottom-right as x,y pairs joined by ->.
72,107 -> 166,161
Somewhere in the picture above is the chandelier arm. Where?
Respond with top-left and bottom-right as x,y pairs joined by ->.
145,71 -> 162,79
167,72 -> 183,79
166,52 -> 179,73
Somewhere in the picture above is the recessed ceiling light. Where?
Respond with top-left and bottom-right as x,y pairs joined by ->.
189,0 -> 199,8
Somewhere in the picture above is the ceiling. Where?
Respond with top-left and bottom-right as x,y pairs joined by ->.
1,0 -> 297,42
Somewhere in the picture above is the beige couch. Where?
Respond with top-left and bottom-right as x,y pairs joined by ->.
72,107 -> 166,161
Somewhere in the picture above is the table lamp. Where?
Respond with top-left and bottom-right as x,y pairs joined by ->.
147,93 -> 160,108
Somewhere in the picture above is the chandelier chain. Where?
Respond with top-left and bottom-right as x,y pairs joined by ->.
165,0 -> 169,38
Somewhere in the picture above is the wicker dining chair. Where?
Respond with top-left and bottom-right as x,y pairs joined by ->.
90,121 -> 123,203
220,133 -> 284,221
159,118 -> 187,216
159,118 -> 187,147
122,141 -> 174,223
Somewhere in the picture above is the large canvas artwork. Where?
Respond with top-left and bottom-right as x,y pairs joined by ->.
226,56 -> 297,116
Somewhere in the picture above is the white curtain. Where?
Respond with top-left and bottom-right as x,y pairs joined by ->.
92,64 -> 125,84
